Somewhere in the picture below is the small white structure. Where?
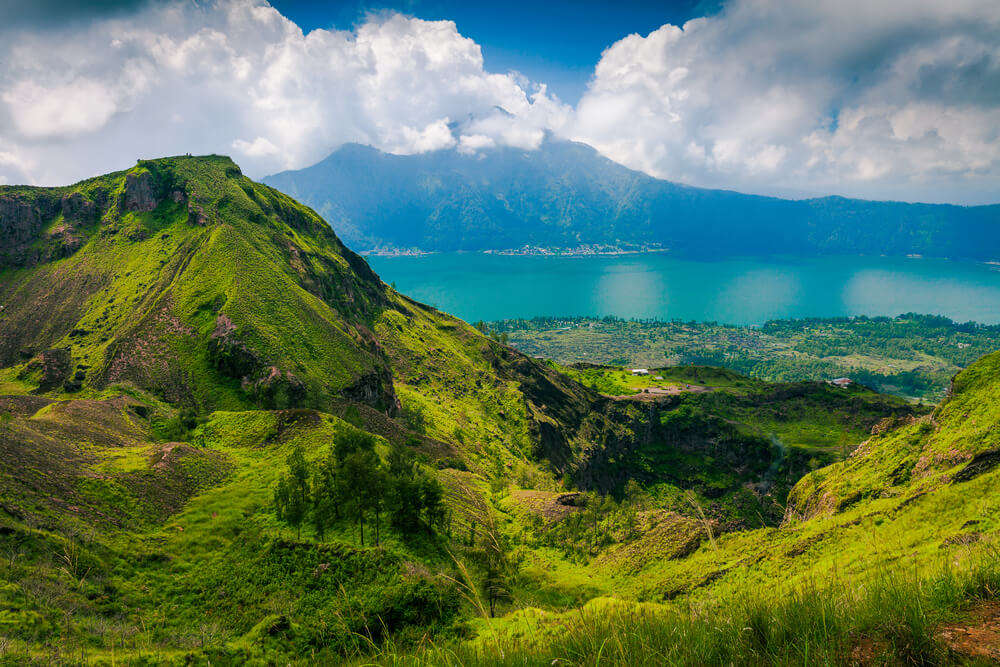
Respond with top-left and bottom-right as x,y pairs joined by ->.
631,368 -> 649,376
829,377 -> 852,388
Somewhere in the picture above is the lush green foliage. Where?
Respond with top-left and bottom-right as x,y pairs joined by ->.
274,432 -> 447,546
377,548 -> 1000,665
2,156 -> 999,665
495,313 -> 1000,399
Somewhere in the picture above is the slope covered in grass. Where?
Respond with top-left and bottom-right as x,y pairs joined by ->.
1,156 -> 393,412
379,347 -> 1000,665
2,156 -> 998,664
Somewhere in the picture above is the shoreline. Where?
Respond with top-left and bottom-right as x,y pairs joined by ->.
363,248 -> 1000,265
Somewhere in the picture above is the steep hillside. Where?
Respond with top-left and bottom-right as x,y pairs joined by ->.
0,156 -> 993,664
263,140 -> 1000,260
0,156 -> 842,500
383,349 -> 1000,665
0,156 -> 394,412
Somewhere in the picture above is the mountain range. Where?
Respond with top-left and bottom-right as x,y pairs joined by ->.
1,156 -> 999,663
264,139 -> 1000,259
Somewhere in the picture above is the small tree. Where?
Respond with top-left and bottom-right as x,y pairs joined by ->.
310,462 -> 335,541
420,476 -> 446,533
332,430 -> 381,546
370,465 -> 389,547
273,475 -> 290,528
387,444 -> 424,533
274,446 -> 311,539
476,533 -> 515,618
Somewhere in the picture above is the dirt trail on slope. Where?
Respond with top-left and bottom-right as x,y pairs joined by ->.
937,600 -> 1000,662
611,384 -> 712,402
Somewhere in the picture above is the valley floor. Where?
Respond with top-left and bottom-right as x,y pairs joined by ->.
492,314 -> 1000,401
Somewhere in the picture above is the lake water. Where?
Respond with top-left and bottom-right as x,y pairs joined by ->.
367,253 -> 1000,325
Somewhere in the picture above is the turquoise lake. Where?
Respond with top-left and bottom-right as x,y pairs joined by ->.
367,253 -> 1000,325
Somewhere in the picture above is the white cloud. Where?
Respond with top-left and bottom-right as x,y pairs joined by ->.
457,134 -> 496,154
572,0 -> 1000,203
0,0 -> 568,186
232,136 -> 280,157
392,120 -> 457,154
1,0 -> 998,203
3,79 -> 121,138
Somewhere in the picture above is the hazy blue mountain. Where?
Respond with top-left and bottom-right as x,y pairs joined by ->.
264,140 -> 1000,259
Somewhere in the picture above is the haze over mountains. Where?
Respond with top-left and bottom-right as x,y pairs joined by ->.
264,139 -> 1000,260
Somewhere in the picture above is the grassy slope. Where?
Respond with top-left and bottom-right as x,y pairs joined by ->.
0,398 -> 463,662
0,156 -> 389,411
1,157 -> 998,664
384,351 -> 1000,664
0,157 -> 643,661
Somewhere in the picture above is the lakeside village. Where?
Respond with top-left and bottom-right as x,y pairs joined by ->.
362,243 -> 668,257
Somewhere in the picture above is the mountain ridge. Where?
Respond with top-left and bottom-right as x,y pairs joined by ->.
1,155 -> 999,663
264,139 -> 1000,260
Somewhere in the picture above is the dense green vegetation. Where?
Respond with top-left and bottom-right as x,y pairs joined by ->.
263,139 -> 1000,260
494,314 -> 1000,400
273,432 -> 447,544
1,156 -> 999,664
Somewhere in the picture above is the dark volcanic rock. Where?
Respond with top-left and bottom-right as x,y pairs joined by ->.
953,449 -> 1000,483
207,314 -> 261,379
341,367 -> 400,416
243,366 -> 307,410
123,171 -> 158,212
556,492 -> 585,507
21,348 -> 72,392
60,192 -> 97,223
0,196 -> 40,244
187,202 -> 208,226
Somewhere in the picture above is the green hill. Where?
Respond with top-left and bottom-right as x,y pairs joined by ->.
1,157 -> 998,664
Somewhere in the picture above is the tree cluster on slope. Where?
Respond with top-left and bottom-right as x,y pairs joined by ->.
273,431 -> 447,545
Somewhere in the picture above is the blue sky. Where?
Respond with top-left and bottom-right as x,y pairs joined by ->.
1,0 -> 998,203
269,0 -> 721,103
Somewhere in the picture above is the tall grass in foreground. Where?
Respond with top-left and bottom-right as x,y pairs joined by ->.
367,546 -> 1000,666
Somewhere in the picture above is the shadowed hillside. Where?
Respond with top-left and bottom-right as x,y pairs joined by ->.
0,156 -> 998,664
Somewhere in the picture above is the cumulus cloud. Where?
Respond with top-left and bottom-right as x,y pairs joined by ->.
1,0 -> 998,203
572,0 -> 1000,203
0,0 -> 569,185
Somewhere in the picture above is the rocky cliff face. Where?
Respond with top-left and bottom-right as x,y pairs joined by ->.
122,170 -> 159,213
0,187 -> 107,268
0,195 -> 46,267
61,191 -> 98,222
341,367 -> 401,416
0,195 -> 41,243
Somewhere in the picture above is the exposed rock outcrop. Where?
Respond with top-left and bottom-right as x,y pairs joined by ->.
123,170 -> 158,213
20,348 -> 72,392
187,202 -> 208,226
60,192 -> 97,223
0,195 -> 41,244
341,367 -> 400,416
207,314 -> 340,411
242,366 -> 307,410
207,314 -> 261,380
